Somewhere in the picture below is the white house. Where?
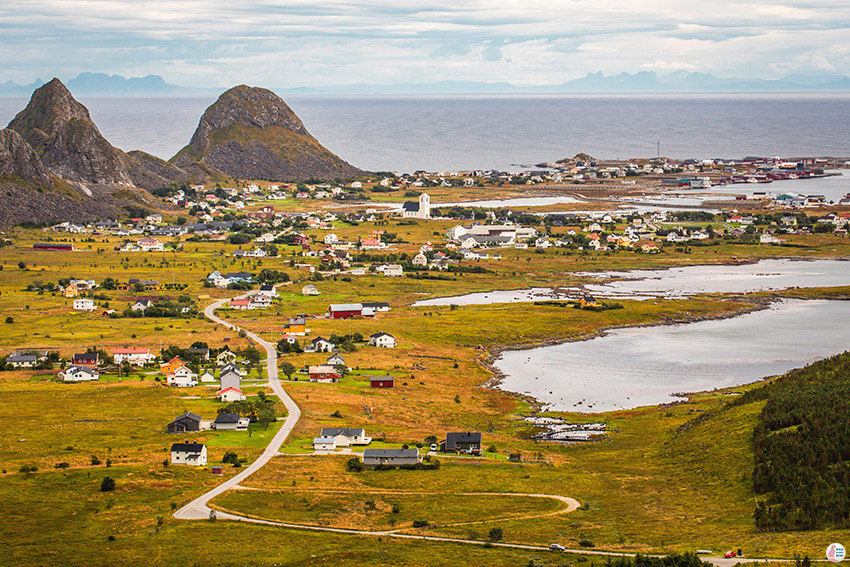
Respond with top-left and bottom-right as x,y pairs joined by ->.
167,366 -> 198,387
131,299 -> 152,312
313,437 -> 337,451
220,369 -> 242,391
217,386 -> 246,402
170,442 -> 207,466
324,233 -> 339,245
59,365 -> 99,382
73,298 -> 95,311
412,252 -> 428,266
302,284 -> 321,296
113,347 -> 154,366
369,332 -> 396,348
320,427 -> 371,447
199,369 -> 216,383
760,233 -> 783,245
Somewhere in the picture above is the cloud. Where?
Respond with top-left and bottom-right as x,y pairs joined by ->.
0,0 -> 848,85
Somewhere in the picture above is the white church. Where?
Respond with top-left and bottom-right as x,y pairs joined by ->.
401,193 -> 430,219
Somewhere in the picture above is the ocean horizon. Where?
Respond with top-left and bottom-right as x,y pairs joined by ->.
2,93 -> 849,173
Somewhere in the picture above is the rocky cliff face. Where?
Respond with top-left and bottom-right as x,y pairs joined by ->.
0,128 -> 53,187
172,85 -> 363,181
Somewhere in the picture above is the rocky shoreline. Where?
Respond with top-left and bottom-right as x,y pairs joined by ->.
475,295 -> 776,414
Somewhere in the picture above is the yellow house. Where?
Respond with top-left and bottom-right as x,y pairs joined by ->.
160,356 -> 184,375
579,296 -> 600,308
64,283 -> 79,298
282,317 -> 309,336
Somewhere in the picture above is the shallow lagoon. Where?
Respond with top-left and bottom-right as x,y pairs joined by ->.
413,258 -> 850,306
495,299 -> 850,413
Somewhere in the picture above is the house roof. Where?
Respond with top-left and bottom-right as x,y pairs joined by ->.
370,376 -> 394,382
7,354 -> 37,362
171,412 -> 202,423
445,432 -> 482,446
213,412 -> 243,424
370,332 -> 394,339
311,336 -> 332,344
114,347 -> 149,354
363,448 -> 419,458
64,365 -> 96,375
321,427 -> 365,438
218,387 -> 243,395
309,365 -> 339,374
401,201 -> 420,212
329,303 -> 362,312
313,437 -> 336,444
171,442 -> 205,454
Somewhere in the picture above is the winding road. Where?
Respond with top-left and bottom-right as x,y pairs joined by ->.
173,294 -> 798,566
173,296 -> 301,520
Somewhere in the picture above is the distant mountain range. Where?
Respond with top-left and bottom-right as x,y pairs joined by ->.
2,70 -> 850,98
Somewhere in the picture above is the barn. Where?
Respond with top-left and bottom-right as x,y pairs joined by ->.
328,303 -> 363,319
370,376 -> 394,389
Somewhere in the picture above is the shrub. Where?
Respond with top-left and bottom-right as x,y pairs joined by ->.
578,539 -> 595,548
100,476 -> 116,492
412,520 -> 429,528
222,451 -> 239,465
55,462 -> 70,469
19,464 -> 37,474
347,457 -> 364,472
488,527 -> 503,541
90,455 -> 101,466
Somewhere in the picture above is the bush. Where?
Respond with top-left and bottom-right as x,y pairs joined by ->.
55,462 -> 70,469
488,527 -> 503,541
412,519 -> 429,528
100,476 -> 116,492
19,464 -> 37,474
222,451 -> 239,465
578,539 -> 595,548
347,457 -> 364,472
90,455 -> 101,466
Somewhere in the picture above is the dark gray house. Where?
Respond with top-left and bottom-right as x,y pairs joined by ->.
211,412 -> 249,431
166,412 -> 202,433
363,448 -> 421,466
441,432 -> 482,454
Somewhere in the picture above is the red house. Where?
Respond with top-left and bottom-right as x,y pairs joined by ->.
72,352 -> 99,368
370,376 -> 394,389
309,365 -> 341,383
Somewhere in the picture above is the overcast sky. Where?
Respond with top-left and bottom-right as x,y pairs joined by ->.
1,0 -> 849,86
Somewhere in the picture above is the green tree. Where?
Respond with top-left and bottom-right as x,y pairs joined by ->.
257,406 -> 275,430
100,477 -> 116,492
279,361 -> 296,379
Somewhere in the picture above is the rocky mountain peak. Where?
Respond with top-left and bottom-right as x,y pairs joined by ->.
187,85 -> 309,153
8,78 -> 93,148
172,85 -> 363,182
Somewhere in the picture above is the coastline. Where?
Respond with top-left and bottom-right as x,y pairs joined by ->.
475,295 -> 776,414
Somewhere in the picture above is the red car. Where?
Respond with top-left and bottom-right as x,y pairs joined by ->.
724,551 -> 737,559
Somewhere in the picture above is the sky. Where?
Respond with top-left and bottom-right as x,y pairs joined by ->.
1,0 -> 849,87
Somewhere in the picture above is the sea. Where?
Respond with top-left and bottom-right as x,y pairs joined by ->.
1,94 -> 850,173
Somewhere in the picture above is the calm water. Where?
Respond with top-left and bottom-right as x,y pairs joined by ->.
496,299 -> 850,413
2,94 -> 850,172
414,258 -> 850,306
679,171 -> 850,203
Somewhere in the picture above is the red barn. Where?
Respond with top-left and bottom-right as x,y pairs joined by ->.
72,352 -> 99,368
328,303 -> 363,319
370,376 -> 395,389
33,243 -> 75,251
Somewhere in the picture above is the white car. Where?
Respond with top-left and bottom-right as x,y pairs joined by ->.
550,544 -> 566,552
429,443 -> 438,452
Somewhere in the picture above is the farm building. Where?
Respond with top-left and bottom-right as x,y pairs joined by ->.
167,413 -> 202,433
370,376 -> 394,389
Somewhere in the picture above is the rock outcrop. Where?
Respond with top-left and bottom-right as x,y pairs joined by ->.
172,85 -> 363,181
0,128 -> 53,187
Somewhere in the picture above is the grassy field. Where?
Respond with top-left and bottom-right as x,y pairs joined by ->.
1,206 -> 849,565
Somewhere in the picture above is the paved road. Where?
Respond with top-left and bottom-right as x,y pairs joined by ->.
173,296 -> 301,520
175,297 -> 801,567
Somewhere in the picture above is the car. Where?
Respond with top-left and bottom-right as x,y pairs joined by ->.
724,551 -> 737,559
429,443 -> 438,452
550,544 -> 566,552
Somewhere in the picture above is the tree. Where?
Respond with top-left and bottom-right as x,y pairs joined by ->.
279,361 -> 296,379
222,451 -> 239,464
18,261 -> 26,269
488,527 -> 503,541
258,406 -> 275,430
100,477 -> 116,492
